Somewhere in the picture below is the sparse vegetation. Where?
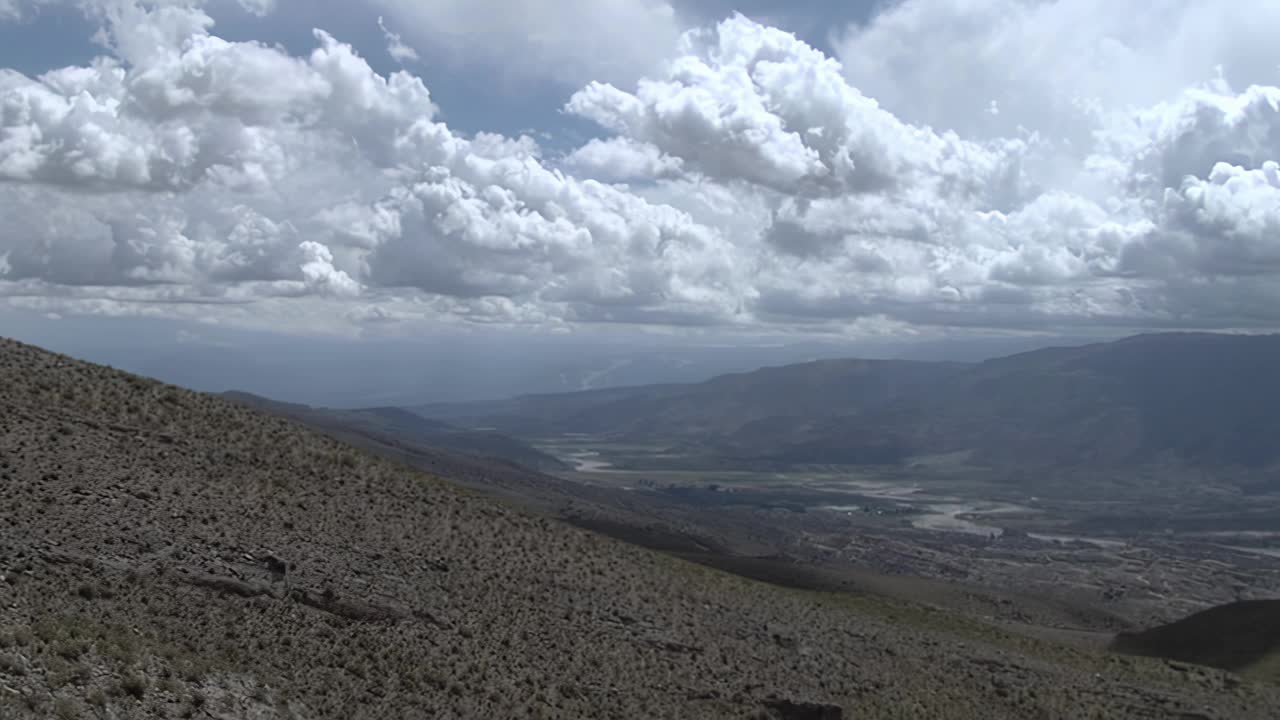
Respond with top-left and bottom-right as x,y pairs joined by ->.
86,688 -> 107,707
52,696 -> 81,719
1,336 -> 1277,719
119,672 -> 148,699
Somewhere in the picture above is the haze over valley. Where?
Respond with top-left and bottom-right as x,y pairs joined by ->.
410,333 -> 1280,626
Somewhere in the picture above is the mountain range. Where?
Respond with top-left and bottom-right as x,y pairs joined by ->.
417,333 -> 1280,471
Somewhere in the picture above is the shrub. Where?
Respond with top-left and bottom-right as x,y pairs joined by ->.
119,672 -> 148,699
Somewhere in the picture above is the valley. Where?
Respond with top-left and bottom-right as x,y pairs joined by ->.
223,333 -> 1280,674
529,435 -> 1280,630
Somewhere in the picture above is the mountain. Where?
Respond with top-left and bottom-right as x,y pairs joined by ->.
415,358 -> 967,440
4,336 -> 1275,718
769,333 -> 1280,469
418,333 -> 1280,471
223,391 -> 569,472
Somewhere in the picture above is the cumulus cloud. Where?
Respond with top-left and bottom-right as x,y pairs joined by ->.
2,1 -> 1280,335
299,240 -> 360,296
567,10 -> 1280,330
566,16 -> 1027,205
562,137 -> 683,181
0,0 -> 747,328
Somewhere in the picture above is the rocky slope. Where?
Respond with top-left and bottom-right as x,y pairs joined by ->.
1,337 -> 1277,719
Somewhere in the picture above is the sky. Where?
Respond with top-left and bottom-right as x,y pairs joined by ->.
1,0 -> 1279,401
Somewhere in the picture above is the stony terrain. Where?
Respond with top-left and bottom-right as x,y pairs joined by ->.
2,337 -> 1278,719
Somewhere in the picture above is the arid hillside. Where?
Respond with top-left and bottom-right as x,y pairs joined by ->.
1,337 -> 1277,719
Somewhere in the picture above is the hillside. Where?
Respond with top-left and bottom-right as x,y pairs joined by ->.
1112,600 -> 1280,682
223,392 -> 569,472
223,392 -> 763,559
2,337 -> 1276,718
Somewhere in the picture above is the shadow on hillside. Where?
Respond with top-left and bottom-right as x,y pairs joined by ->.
1111,599 -> 1280,673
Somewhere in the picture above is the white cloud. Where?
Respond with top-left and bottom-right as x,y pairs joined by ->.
0,1 -> 747,328
563,10 -> 1280,330
562,137 -> 683,181
566,16 -> 1026,203
832,0 -> 1280,143
377,15 -> 419,65
2,2 -> 1280,335
299,240 -> 361,296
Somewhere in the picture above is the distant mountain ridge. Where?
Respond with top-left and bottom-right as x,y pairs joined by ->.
414,333 -> 1280,471
224,391 -> 569,472
415,358 -> 967,438
784,333 -> 1280,469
